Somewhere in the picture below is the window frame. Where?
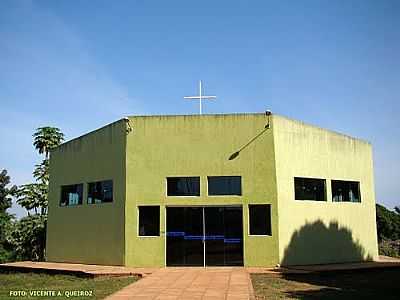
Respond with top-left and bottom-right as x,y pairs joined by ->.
166,176 -> 200,197
331,180 -> 361,203
294,177 -> 327,202
60,183 -> 83,207
87,179 -> 114,205
207,176 -> 242,196
248,204 -> 272,236
137,205 -> 161,237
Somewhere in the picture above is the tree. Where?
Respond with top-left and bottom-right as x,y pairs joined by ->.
0,169 -> 17,212
6,214 -> 47,261
16,183 -> 48,215
33,159 -> 49,184
0,169 -> 16,263
395,206 -> 400,215
15,127 -> 63,216
376,203 -> 400,241
9,126 -> 64,261
33,127 -> 64,159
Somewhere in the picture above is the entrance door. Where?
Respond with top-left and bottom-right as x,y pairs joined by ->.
205,207 -> 243,266
166,207 -> 204,266
166,206 -> 243,266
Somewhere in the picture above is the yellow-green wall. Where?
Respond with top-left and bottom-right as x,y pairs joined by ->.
46,113 -> 378,267
273,115 -> 378,265
46,121 -> 126,266
125,114 -> 279,267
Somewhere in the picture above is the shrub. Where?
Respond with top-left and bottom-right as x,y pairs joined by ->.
379,238 -> 400,258
6,214 -> 47,261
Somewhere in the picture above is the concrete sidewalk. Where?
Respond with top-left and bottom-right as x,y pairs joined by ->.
105,267 -> 254,300
3,257 -> 400,299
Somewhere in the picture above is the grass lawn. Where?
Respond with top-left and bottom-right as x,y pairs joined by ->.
251,268 -> 400,299
0,272 -> 139,300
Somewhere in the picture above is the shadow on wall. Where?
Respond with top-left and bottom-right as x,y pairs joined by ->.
281,220 -> 372,266
228,127 -> 269,160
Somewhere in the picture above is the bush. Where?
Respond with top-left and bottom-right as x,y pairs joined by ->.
6,214 -> 47,261
0,213 -> 13,263
379,238 -> 400,258
376,204 -> 400,241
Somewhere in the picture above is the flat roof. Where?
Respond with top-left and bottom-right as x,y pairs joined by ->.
54,112 -> 370,150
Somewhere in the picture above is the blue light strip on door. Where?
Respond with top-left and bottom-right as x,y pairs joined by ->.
166,232 -> 241,243
184,235 -> 203,240
223,238 -> 242,244
166,231 -> 185,237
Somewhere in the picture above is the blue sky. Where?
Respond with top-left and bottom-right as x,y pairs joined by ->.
0,0 -> 399,217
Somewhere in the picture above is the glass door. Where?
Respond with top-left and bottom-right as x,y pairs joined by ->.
204,206 -> 243,266
204,207 -> 225,266
166,206 -> 243,266
166,207 -> 203,266
222,206 -> 244,266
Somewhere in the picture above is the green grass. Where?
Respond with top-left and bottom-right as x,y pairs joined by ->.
0,272 -> 139,300
251,268 -> 400,299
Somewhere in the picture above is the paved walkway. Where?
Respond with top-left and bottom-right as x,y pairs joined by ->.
105,267 -> 254,300
3,257 -> 400,299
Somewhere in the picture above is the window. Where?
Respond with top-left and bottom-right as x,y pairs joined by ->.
294,177 -> 326,201
208,176 -> 242,196
167,177 -> 200,196
249,204 -> 272,235
87,180 -> 113,204
332,180 -> 361,202
60,184 -> 83,206
138,206 -> 160,236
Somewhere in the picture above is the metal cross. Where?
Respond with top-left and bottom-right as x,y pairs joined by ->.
184,80 -> 216,114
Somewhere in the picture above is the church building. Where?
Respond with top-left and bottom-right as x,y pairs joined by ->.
46,113 -> 378,267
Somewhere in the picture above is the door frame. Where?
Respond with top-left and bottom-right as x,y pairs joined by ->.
164,204 -> 243,267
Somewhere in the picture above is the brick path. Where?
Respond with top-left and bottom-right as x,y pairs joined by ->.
105,267 -> 255,300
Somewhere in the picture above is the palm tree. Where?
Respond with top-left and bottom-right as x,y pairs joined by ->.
33,159 -> 49,184
33,127 -> 64,159
16,183 -> 48,215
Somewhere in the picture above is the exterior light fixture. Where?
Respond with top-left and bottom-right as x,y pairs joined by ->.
265,110 -> 272,129
123,117 -> 132,134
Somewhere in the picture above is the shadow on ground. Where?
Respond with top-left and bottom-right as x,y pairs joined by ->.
252,220 -> 397,299
282,268 -> 400,299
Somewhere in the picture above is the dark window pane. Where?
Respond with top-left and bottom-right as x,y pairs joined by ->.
249,204 -> 271,235
294,177 -> 326,201
208,176 -> 242,196
87,180 -> 113,204
139,206 -> 160,236
60,184 -> 83,206
332,180 -> 361,202
167,177 -> 200,196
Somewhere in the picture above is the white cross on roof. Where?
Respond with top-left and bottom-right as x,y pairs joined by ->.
184,80 -> 216,115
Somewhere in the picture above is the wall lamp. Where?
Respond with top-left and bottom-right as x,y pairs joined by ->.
123,117 -> 133,134
265,110 -> 272,129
